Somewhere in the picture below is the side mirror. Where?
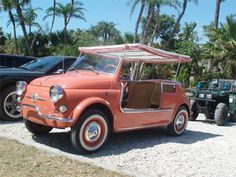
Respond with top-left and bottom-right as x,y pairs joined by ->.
54,69 -> 64,74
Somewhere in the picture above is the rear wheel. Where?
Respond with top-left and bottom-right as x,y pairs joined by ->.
189,100 -> 198,121
71,109 -> 110,154
0,86 -> 22,121
168,107 -> 188,136
214,103 -> 228,126
24,119 -> 53,134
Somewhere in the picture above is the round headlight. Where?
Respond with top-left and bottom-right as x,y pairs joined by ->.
16,81 -> 27,95
50,85 -> 63,102
206,94 -> 212,99
198,93 -> 205,98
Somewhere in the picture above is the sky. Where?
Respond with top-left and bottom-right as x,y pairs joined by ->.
0,0 -> 235,42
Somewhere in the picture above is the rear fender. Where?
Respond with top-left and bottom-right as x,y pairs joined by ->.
171,99 -> 190,120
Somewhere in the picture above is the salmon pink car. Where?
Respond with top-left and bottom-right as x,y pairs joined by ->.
18,44 -> 191,154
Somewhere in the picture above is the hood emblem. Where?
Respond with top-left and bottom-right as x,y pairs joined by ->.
26,93 -> 46,102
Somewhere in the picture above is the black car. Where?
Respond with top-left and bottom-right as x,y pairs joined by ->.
0,56 -> 77,121
0,54 -> 35,68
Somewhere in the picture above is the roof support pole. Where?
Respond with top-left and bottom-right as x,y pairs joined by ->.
175,61 -> 181,81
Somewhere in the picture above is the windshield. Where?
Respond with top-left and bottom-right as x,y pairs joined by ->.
19,56 -> 60,72
70,54 -> 119,74
208,80 -> 231,91
208,80 -> 218,90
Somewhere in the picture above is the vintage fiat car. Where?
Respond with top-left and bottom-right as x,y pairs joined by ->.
18,44 -> 191,154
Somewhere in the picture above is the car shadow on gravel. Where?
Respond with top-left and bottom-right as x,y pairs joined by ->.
193,119 -> 236,127
0,120 -> 23,124
32,126 -> 222,157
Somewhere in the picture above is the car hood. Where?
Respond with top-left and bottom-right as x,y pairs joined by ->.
30,71 -> 113,89
0,68 -> 42,75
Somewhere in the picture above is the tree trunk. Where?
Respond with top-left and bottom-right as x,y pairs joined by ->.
8,10 -> 18,54
214,0 -> 221,30
231,63 -> 236,79
149,5 -> 161,45
50,0 -> 56,33
30,26 -> 42,54
166,0 -> 187,49
208,0 -> 222,72
133,0 -> 146,43
29,23 -> 32,43
141,3 -> 154,44
16,1 -> 34,56
132,3 -> 154,80
64,16 -> 67,44
207,58 -> 216,72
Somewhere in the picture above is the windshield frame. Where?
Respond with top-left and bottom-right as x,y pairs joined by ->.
68,53 -> 122,75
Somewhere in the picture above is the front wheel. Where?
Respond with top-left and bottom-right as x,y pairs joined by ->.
24,119 -> 53,135
71,110 -> 110,154
214,103 -> 228,126
168,107 -> 188,136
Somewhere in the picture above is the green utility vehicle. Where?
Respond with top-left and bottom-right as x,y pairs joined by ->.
190,79 -> 236,126
228,80 -> 236,122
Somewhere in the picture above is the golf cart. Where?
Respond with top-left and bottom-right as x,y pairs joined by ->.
190,79 -> 235,125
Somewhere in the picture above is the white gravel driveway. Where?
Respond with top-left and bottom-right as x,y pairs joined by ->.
0,114 -> 236,177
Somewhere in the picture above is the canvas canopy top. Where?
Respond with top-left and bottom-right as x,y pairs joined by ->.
78,43 -> 191,64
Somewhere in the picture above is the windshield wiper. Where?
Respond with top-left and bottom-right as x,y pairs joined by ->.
18,67 -> 32,71
68,67 -> 79,72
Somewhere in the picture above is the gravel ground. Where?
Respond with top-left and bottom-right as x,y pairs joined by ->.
0,114 -> 236,177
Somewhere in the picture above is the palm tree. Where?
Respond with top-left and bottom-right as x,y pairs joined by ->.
50,0 -> 56,33
214,0 -> 226,29
11,0 -> 35,56
141,0 -> 155,44
149,0 -> 180,45
128,0 -> 147,43
207,0 -> 225,72
23,7 -> 42,39
204,15 -> 236,76
90,21 -> 121,45
44,1 -> 86,44
165,0 -> 198,49
0,0 -> 19,54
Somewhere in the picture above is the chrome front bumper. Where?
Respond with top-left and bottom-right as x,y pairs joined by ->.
22,104 -> 73,123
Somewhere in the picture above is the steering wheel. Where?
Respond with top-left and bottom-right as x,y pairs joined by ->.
103,64 -> 116,73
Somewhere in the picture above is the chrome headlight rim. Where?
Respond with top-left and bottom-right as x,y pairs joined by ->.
16,81 -> 27,95
50,85 -> 64,102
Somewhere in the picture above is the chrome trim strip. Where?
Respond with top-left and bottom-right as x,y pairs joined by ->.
117,123 -> 167,132
119,82 -> 125,111
26,96 -> 47,101
122,108 -> 173,113
22,104 -> 72,122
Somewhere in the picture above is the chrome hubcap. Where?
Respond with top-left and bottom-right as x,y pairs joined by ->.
176,114 -> 185,128
4,91 -> 21,118
85,122 -> 101,142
